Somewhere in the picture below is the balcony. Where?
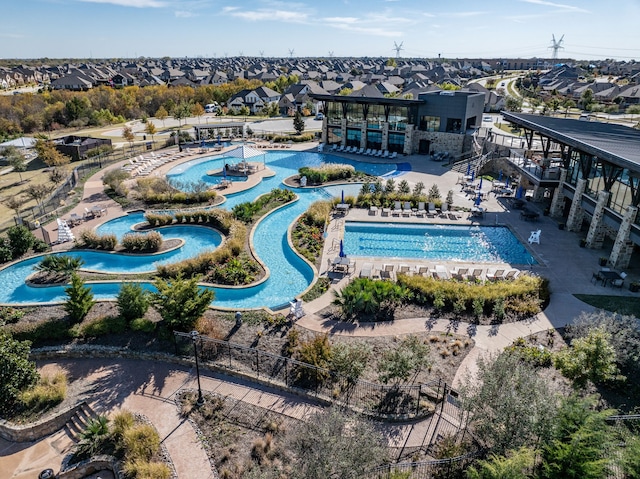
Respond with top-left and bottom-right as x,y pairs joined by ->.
509,154 -> 563,186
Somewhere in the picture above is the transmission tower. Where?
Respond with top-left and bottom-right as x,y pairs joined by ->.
328,51 -> 334,58
549,34 -> 564,60
393,41 -> 404,59
288,48 -> 295,58
259,50 -> 264,58
239,51 -> 244,57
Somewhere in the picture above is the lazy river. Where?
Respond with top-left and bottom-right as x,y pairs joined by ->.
0,151 -> 399,310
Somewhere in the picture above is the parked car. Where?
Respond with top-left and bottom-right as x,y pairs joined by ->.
315,113 -> 324,120
205,103 -> 218,113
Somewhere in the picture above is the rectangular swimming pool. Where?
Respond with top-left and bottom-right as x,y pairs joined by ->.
343,222 -> 536,265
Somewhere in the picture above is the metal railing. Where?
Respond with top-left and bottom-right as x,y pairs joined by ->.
175,331 -> 451,420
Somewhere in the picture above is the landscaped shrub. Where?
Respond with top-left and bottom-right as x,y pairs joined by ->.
64,273 -> 95,324
117,283 -> 150,322
7,225 -> 35,258
19,372 -> 67,413
144,213 -> 173,227
69,316 -> 127,338
299,164 -> 355,185
78,230 -> 117,250
205,253 -> 260,285
333,278 -> 409,321
505,337 -> 553,367
121,231 -> 163,252
0,238 -> 12,263
294,334 -> 333,386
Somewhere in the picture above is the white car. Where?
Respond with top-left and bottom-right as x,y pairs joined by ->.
483,116 -> 493,122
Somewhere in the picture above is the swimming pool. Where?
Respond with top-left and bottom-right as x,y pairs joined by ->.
0,151 -> 400,309
343,222 -> 536,265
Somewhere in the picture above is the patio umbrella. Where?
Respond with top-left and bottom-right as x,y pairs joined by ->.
466,162 -> 471,175
478,177 -> 483,190
222,165 -> 227,180
474,192 -> 482,206
217,135 -> 222,145
341,190 -> 345,204
471,171 -> 475,181
516,186 -> 524,199
339,239 -> 345,257
505,177 -> 509,188
498,170 -> 503,181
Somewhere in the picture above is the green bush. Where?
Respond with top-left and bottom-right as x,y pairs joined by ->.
505,338 -> 553,368
333,278 -> 409,321
117,283 -> 150,322
144,213 -> 173,227
123,423 -> 161,461
69,316 -> 127,338
299,164 -> 355,185
32,238 -> 49,253
0,332 -> 40,416
9,318 -> 71,344
151,274 -> 214,331
121,231 -> 163,252
78,230 -> 117,250
19,372 -> 67,412
130,317 -> 156,333
0,237 -> 12,263
7,225 -> 35,258
294,334 -> 333,385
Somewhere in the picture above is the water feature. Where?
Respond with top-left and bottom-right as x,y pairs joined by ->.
0,151 -> 398,309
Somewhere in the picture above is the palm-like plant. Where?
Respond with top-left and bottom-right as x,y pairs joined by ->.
35,255 -> 84,280
76,415 -> 111,458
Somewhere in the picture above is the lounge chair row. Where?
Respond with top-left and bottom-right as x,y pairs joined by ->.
330,144 -> 398,159
372,201 -> 454,219
362,263 -> 523,282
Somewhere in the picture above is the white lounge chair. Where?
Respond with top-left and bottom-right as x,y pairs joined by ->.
528,230 -> 541,244
612,272 -> 627,288
390,151 -> 398,159
376,150 -> 383,157
392,201 -> 402,217
416,202 -> 426,217
486,269 -> 505,281
289,299 -> 305,319
450,267 -> 468,280
357,147 -> 364,155
427,202 -> 436,217
439,203 -> 449,217
331,144 -> 337,151
402,201 -> 412,217
382,151 -> 390,158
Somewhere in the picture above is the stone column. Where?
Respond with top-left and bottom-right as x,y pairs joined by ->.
361,123 -> 367,150
340,118 -> 347,147
566,178 -> 587,233
585,190 -> 610,249
403,125 -> 413,155
549,168 -> 568,217
382,123 -> 389,152
610,206 -> 638,269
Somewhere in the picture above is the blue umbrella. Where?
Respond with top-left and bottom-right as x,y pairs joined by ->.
217,134 -> 222,145
341,190 -> 345,204
471,171 -> 475,181
498,170 -> 503,181
200,139 -> 205,148
516,186 -> 524,199
505,177 -> 509,188
339,239 -> 345,257
479,177 -> 483,190
474,192 -> 482,206
466,162 -> 471,175
222,165 -> 227,180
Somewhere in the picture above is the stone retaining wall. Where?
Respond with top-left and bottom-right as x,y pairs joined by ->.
0,401 -> 86,443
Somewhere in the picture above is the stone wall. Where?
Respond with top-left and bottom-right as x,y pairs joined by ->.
0,401 -> 87,443
409,131 -> 465,155
58,457 -> 123,479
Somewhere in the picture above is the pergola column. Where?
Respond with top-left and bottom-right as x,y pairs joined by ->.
531,185 -> 546,202
609,206 -> 638,269
585,190 -> 610,249
549,168 -> 568,217
360,123 -> 367,149
566,178 -> 587,232
340,118 -> 347,147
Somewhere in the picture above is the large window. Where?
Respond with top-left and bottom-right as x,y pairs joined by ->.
388,105 -> 409,131
388,132 -> 405,153
446,118 -> 463,133
366,130 -> 382,150
346,128 -> 361,147
327,101 -> 342,124
367,104 -> 385,130
419,115 -> 440,132
346,103 -> 364,128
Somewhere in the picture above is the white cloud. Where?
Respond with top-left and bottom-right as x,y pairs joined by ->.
520,0 -> 589,13
323,16 -> 359,24
76,0 -> 167,7
226,9 -> 308,22
442,11 -> 488,18
175,10 -> 195,17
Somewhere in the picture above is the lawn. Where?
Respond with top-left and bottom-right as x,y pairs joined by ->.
574,294 -> 640,317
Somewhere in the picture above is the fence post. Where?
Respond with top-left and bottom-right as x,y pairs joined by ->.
228,342 -> 232,369
256,349 -> 259,378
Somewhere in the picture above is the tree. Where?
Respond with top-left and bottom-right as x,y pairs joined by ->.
288,406 -> 387,479
5,146 -> 27,183
466,447 -> 536,479
35,254 -> 84,281
385,178 -> 396,193
34,139 -> 70,167
293,110 -> 305,134
505,96 -> 523,112
546,97 -> 561,116
539,396 -> 614,479
377,334 -> 431,385
459,352 -> 558,455
2,195 -> 26,218
412,181 -> 425,196
191,103 -> 205,123
144,121 -> 157,144
330,342 -> 371,384
562,98 -> 576,117
398,179 -> 411,194
554,327 -> 622,388
25,183 -> 51,213
48,166 -> 68,185
580,89 -> 594,110
0,331 -> 40,416
173,101 -> 192,127
64,273 -> 95,324
151,274 -> 214,331
117,283 -> 150,323
7,225 -> 35,258
155,106 -> 168,127
122,125 -> 135,151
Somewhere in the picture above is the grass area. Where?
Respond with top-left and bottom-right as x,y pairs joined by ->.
574,294 -> 640,317
494,122 -> 524,136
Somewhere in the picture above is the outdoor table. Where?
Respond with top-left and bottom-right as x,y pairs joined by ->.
470,206 -> 485,217
332,256 -> 350,273
520,210 -> 539,221
91,205 -> 107,217
599,270 -> 622,287
336,203 -> 350,214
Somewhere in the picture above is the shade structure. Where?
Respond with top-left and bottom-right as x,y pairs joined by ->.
225,145 -> 264,161
339,239 -> 345,257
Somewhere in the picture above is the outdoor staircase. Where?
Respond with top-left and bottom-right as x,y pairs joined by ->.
63,402 -> 99,442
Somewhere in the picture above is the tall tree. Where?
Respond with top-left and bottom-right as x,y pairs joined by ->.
151,274 -> 214,332
172,102 -> 191,127
191,103 -> 205,124
155,106 -> 169,127
64,273 -> 96,324
122,125 -> 135,152
293,110 -> 305,134
5,146 -> 27,183
34,139 -> 70,167
144,121 -> 157,144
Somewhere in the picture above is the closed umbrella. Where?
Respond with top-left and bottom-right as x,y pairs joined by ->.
474,192 -> 482,206
498,170 -> 503,181
341,190 -> 345,204
471,171 -> 475,181
466,162 -> 471,175
516,186 -> 524,199
505,177 -> 509,188
339,239 -> 345,257
478,177 -> 483,190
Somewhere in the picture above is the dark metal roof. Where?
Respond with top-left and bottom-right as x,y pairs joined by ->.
502,112 -> 640,169
310,93 -> 423,106
193,122 -> 246,130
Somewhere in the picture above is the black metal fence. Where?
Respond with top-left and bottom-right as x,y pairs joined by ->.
175,332 -> 450,420
368,452 -> 479,479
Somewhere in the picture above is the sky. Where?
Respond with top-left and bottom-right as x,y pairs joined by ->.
3,0 -> 640,60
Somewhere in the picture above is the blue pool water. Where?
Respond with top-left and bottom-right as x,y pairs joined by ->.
0,151 -> 399,309
343,222 -> 536,265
